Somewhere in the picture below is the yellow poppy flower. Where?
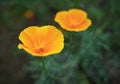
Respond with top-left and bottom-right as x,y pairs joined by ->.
18,26 -> 64,56
55,9 -> 92,32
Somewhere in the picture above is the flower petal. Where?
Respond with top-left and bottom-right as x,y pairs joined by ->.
19,26 -> 41,48
39,26 -> 64,55
74,19 -> 92,32
18,44 -> 41,56
55,11 -> 72,29
68,9 -> 87,26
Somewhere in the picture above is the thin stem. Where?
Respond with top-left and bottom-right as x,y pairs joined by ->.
69,32 -> 73,45
41,58 -> 61,81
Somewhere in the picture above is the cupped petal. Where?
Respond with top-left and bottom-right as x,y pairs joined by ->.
39,26 -> 64,55
19,26 -> 41,48
55,11 -> 72,29
68,9 -> 87,26
73,18 -> 92,32
46,39 -> 64,55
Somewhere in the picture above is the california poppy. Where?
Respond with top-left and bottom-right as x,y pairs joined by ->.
24,10 -> 34,19
18,26 -> 64,56
55,9 -> 92,32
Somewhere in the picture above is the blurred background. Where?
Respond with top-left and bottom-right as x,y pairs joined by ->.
0,0 -> 120,84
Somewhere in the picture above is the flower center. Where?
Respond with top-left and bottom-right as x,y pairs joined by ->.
35,48 -> 47,53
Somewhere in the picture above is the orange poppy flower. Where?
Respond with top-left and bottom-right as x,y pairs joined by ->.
55,9 -> 92,32
18,26 -> 64,56
24,10 -> 34,19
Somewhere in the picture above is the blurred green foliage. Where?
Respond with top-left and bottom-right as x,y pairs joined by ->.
0,0 -> 120,84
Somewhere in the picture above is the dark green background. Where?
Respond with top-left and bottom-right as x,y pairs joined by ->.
0,0 -> 120,84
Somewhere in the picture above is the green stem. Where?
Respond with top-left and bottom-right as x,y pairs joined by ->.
69,32 -> 73,45
41,58 -> 61,81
